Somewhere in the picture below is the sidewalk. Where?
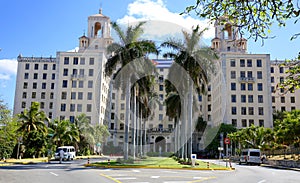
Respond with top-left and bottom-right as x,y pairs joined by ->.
199,159 -> 235,169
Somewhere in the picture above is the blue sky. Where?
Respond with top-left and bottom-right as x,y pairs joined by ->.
0,0 -> 299,110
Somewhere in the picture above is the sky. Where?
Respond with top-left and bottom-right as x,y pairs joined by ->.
0,0 -> 299,110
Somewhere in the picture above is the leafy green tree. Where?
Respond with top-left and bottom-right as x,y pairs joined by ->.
105,21 -> 157,159
0,99 -> 20,159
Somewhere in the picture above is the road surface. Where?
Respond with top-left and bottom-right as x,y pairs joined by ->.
0,158 -> 299,183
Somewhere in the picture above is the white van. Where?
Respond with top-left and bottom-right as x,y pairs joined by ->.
54,146 -> 76,161
239,149 -> 261,165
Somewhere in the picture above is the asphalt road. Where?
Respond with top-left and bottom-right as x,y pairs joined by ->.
0,158 -> 299,183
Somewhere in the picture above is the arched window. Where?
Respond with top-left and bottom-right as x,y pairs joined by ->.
224,23 -> 232,39
94,22 -> 102,37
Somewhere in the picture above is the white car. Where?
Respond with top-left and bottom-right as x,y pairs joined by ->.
54,146 -> 76,161
239,149 -> 261,165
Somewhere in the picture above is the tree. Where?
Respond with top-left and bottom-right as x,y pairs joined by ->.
105,21 -> 157,159
184,0 -> 300,90
161,26 -> 217,159
0,99 -> 20,159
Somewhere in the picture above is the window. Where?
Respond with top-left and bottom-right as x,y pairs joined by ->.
78,92 -> 83,100
271,86 -> 275,92
258,107 -> 264,115
159,104 -> 163,110
87,92 -> 92,100
22,92 -> 27,99
112,93 -> 115,100
22,102 -> 26,108
291,96 -> 295,103
281,96 -> 285,103
159,85 -> 164,91
248,95 -> 253,103
159,76 -> 164,83
80,57 -> 85,65
272,96 -> 275,103
33,82 -> 37,89
248,83 -> 253,91
111,113 -> 115,120
120,113 -> 124,120
63,68 -> 68,76
40,102 -> 44,109
42,83 -> 46,89
79,81 -> 84,88
231,107 -> 237,115
241,107 -> 247,115
89,58 -> 94,65
61,92 -> 67,100
247,59 -> 252,67
79,69 -> 84,76
52,64 -> 56,70
87,104 -> 92,112
242,119 -> 247,127
257,71 -> 262,79
24,73 -> 29,79
23,82 -> 28,89
120,123 -> 124,130
159,94 -> 164,100
291,106 -> 296,111
43,64 -> 48,70
62,80 -> 68,88
88,80 -> 93,88
89,69 -> 94,76
270,67 -> 274,73
231,95 -> 236,103
50,92 -> 54,99
32,92 -> 36,99
72,69 -> 78,75
52,73 -> 55,80
232,119 -> 237,127
280,77 -> 284,83
258,95 -> 263,103
121,94 -> 125,100
259,120 -> 264,127
240,59 -> 245,67
121,103 -> 125,110
279,67 -> 284,73
61,104 -> 66,111
230,59 -> 236,67
240,71 -> 246,78
257,83 -> 263,91
70,116 -> 75,123
70,104 -> 75,112
51,83 -> 55,89
241,83 -> 246,90
72,80 -> 77,88
257,59 -> 262,67
25,63 -> 30,70
281,106 -> 286,111
157,114 -> 163,121
249,119 -> 254,126
249,107 -> 254,115
241,95 -> 246,103
231,83 -> 236,90
64,57 -> 69,65
247,71 -> 252,78
231,71 -> 236,79
33,73 -> 38,79
73,57 -> 78,65
34,64 -> 39,70
271,76 -> 274,83
71,92 -> 76,99
49,102 -> 53,109
41,92 -> 45,99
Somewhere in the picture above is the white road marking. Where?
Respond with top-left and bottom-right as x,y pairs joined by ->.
258,180 -> 266,183
193,177 -> 203,179
115,177 -> 137,180
132,170 -> 141,172
151,176 -> 160,178
164,181 -> 190,183
162,170 -> 178,173
49,172 -> 58,176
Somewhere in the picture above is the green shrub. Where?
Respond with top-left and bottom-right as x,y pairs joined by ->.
146,152 -> 174,157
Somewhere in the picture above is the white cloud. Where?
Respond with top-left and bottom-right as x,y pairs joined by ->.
117,0 -> 214,41
0,59 -> 18,75
67,47 -> 79,52
0,73 -> 10,80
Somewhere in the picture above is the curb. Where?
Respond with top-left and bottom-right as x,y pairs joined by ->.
261,164 -> 300,172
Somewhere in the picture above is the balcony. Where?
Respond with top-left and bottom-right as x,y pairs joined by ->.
239,77 -> 255,83
147,128 -> 174,133
70,74 -> 85,80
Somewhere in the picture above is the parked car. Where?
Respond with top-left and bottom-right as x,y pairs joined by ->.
54,146 -> 76,161
239,149 -> 261,165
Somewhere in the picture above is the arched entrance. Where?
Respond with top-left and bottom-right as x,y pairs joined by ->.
155,136 -> 166,153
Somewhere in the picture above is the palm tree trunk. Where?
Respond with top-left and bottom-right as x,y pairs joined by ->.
133,87 -> 136,160
139,106 -> 143,157
188,79 -> 193,158
114,84 -> 119,147
124,81 -> 131,160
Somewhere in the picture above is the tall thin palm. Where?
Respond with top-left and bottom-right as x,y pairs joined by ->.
105,21 -> 157,159
162,26 -> 217,158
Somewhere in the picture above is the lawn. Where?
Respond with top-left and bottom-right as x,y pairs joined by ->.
89,157 -> 231,170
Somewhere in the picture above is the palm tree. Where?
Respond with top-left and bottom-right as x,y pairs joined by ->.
161,26 -> 217,159
74,114 -> 95,153
49,119 -> 79,147
105,21 -> 157,159
18,102 -> 49,135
